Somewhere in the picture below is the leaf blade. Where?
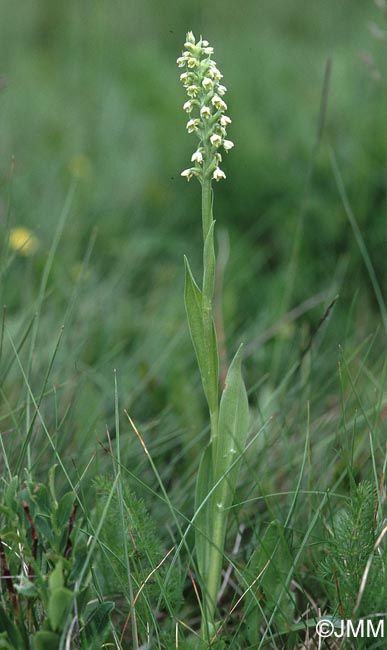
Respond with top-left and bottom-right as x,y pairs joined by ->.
213,344 -> 249,510
184,256 -> 218,415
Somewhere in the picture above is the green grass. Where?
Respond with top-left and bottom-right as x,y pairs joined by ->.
1,1 -> 387,648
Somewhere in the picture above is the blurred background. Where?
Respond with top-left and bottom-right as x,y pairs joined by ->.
0,0 -> 386,481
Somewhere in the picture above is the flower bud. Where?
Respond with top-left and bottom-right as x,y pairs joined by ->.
186,31 -> 195,44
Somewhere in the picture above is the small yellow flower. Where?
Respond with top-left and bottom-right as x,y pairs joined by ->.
277,321 -> 295,341
70,261 -> 91,281
8,227 -> 39,256
68,153 -> 93,180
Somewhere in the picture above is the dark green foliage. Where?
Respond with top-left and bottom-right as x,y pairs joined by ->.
92,475 -> 182,641
320,481 -> 387,618
242,520 -> 295,645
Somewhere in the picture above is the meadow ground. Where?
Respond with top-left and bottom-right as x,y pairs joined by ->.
1,2 -> 387,648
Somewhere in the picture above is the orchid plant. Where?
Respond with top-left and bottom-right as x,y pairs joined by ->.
178,32 -> 250,646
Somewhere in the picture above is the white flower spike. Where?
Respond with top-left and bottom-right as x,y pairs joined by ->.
178,32 -> 233,182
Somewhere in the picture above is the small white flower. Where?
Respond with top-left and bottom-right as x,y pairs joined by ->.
183,100 -> 192,112
217,84 -> 227,96
215,152 -> 222,164
187,57 -> 198,68
212,167 -> 226,181
187,85 -> 200,98
202,77 -> 213,90
181,168 -> 194,181
223,139 -> 234,151
201,39 -> 209,47
212,69 -> 223,81
186,118 -> 200,133
210,133 -> 222,147
191,149 -> 203,163
180,72 -> 189,83
212,95 -> 227,111
203,46 -> 214,55
220,115 -> 232,126
177,56 -> 187,67
200,106 -> 211,119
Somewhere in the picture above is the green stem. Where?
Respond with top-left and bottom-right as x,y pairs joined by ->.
200,172 -> 223,642
201,508 -> 225,637
201,175 -> 213,242
201,172 -> 219,424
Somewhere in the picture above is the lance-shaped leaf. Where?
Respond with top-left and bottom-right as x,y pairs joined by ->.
194,443 -> 214,582
213,344 -> 249,511
184,256 -> 219,416
201,346 -> 249,628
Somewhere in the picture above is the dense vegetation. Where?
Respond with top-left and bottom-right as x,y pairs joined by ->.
1,1 -> 387,648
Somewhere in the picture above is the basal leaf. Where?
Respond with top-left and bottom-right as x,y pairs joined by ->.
48,587 -> 74,631
213,344 -> 249,511
57,492 -> 75,530
48,560 -> 64,593
33,631 -> 61,650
